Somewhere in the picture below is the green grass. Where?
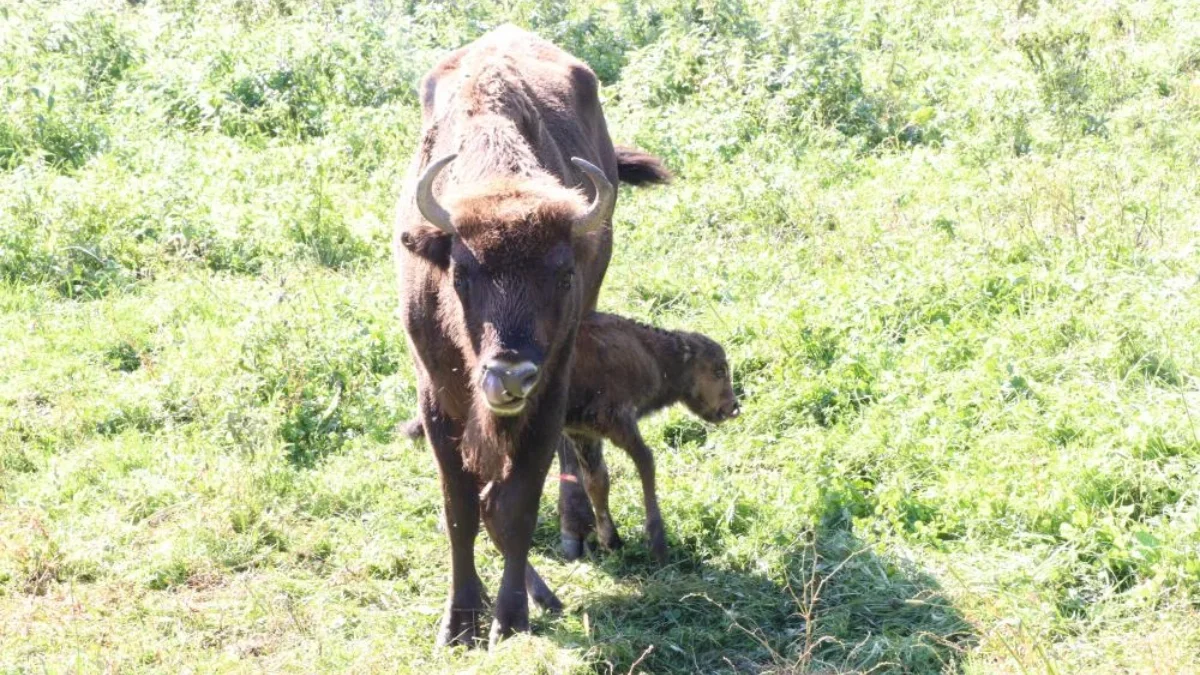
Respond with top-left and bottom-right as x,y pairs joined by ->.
3,0 -> 1200,672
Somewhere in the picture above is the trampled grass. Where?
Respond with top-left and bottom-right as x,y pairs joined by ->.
2,0 -> 1200,672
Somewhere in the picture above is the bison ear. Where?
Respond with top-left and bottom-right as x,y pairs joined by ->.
400,228 -> 451,268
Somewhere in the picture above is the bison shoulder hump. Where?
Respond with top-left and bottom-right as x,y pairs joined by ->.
419,74 -> 438,114
419,47 -> 468,114
567,63 -> 599,105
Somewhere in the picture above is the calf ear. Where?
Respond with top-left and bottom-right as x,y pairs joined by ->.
400,228 -> 451,268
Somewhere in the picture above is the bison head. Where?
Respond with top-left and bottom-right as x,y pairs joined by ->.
401,154 -> 614,417
682,334 -> 740,424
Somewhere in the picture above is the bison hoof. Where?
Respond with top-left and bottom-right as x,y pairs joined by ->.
488,611 -> 530,649
528,584 -> 563,614
598,528 -> 624,552
436,606 -> 485,649
525,565 -> 564,614
561,534 -> 585,561
649,538 -> 668,565
535,590 -> 563,614
647,523 -> 668,565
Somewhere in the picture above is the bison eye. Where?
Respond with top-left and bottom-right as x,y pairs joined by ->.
453,273 -> 469,294
557,270 -> 575,290
715,366 -> 728,379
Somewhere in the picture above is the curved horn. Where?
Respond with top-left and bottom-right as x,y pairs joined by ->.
415,153 -> 458,235
570,157 -> 615,235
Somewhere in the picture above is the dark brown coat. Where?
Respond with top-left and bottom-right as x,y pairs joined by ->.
563,314 -> 738,563
408,312 -> 739,564
394,25 -> 667,648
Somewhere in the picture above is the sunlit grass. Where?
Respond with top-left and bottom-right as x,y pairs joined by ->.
2,0 -> 1200,672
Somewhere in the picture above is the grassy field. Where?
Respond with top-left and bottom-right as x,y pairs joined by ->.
3,0 -> 1200,672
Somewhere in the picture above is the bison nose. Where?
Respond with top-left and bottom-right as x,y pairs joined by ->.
723,400 -> 741,420
481,359 -> 540,405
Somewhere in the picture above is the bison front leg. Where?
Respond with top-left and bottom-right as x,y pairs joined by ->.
479,480 -> 563,614
481,432 -> 559,647
422,397 -> 487,648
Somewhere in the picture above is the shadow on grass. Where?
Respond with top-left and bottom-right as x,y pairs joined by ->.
534,508 -> 976,673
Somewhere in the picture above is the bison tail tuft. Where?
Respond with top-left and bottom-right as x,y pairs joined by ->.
615,145 -> 672,186
401,417 -> 424,442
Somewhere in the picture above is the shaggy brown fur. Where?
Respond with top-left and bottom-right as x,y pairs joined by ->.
406,312 -> 739,563
446,177 -> 589,266
565,313 -> 737,424
407,176 -> 593,482
393,25 -> 670,647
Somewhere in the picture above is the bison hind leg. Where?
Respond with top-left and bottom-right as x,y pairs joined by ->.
573,436 -> 623,553
525,565 -> 563,614
557,436 -> 595,560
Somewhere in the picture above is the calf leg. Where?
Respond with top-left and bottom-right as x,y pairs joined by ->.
610,419 -> 667,564
421,396 -> 487,647
574,436 -> 622,552
557,436 -> 594,560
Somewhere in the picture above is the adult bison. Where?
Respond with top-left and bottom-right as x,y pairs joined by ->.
394,25 -> 668,647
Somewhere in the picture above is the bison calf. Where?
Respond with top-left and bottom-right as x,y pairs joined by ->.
407,312 -> 739,564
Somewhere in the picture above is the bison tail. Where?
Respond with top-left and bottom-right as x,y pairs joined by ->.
615,145 -> 672,186
401,417 -> 424,442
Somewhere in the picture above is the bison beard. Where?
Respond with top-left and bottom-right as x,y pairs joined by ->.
460,394 -> 524,481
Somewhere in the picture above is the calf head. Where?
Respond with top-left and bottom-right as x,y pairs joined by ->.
401,154 -> 614,421
681,334 -> 740,423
